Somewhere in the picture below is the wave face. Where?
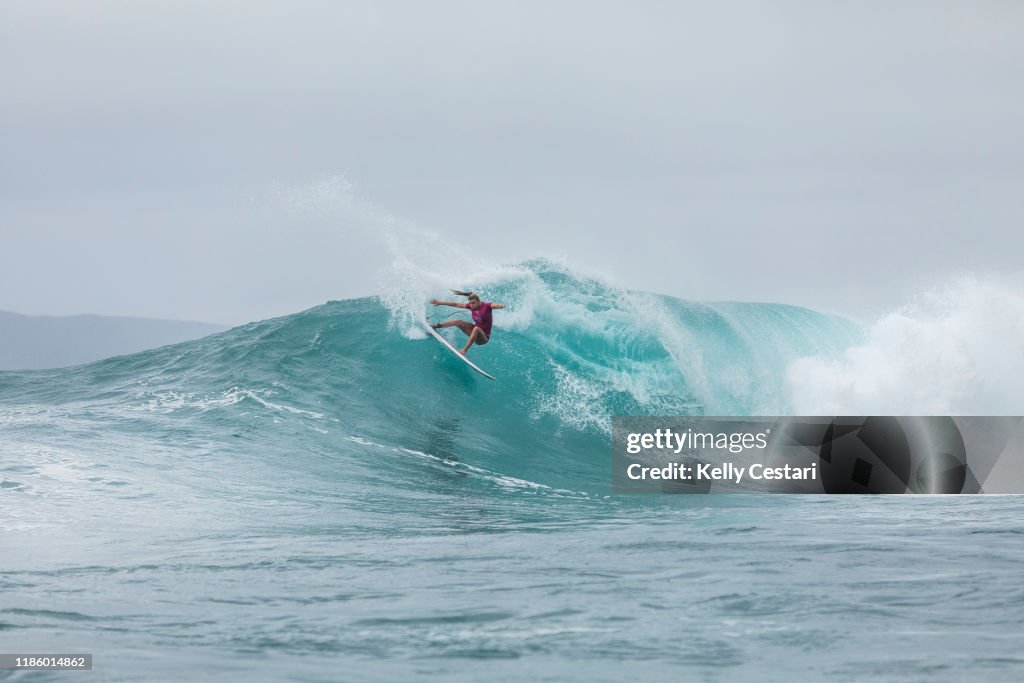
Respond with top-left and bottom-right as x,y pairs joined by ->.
0,259 -> 860,496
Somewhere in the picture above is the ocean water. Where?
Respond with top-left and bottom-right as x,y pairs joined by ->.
2,261 -> 1022,681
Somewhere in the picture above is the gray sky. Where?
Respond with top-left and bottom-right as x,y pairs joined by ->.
2,1 -> 1022,325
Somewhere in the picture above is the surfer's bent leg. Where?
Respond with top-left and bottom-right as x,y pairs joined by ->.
433,320 -> 474,335
461,326 -> 488,355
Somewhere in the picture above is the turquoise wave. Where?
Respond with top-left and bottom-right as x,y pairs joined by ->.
0,261 -> 860,495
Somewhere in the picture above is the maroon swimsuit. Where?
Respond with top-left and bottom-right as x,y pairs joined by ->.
471,302 -> 493,337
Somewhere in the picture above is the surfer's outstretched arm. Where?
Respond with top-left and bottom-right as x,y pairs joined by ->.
431,299 -> 467,308
491,304 -> 506,309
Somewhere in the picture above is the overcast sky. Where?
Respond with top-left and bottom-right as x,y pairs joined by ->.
2,1 -> 1022,325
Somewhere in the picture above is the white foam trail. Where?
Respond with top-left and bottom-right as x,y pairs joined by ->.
343,435 -> 592,498
128,386 -> 324,419
786,276 -> 1024,415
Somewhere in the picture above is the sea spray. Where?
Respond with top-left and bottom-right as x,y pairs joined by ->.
786,276 -> 1024,415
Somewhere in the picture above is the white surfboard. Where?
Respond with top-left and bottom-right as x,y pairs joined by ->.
424,320 -> 496,381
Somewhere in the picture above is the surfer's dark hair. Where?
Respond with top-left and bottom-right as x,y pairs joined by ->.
452,289 -> 480,302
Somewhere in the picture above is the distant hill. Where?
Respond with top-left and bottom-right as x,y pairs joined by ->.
0,310 -> 229,370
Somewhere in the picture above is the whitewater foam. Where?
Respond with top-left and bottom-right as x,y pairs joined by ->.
786,277 -> 1024,415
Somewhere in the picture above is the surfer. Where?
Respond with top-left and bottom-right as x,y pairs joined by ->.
430,290 -> 506,355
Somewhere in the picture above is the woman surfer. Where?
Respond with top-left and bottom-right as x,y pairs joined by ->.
430,290 -> 506,356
